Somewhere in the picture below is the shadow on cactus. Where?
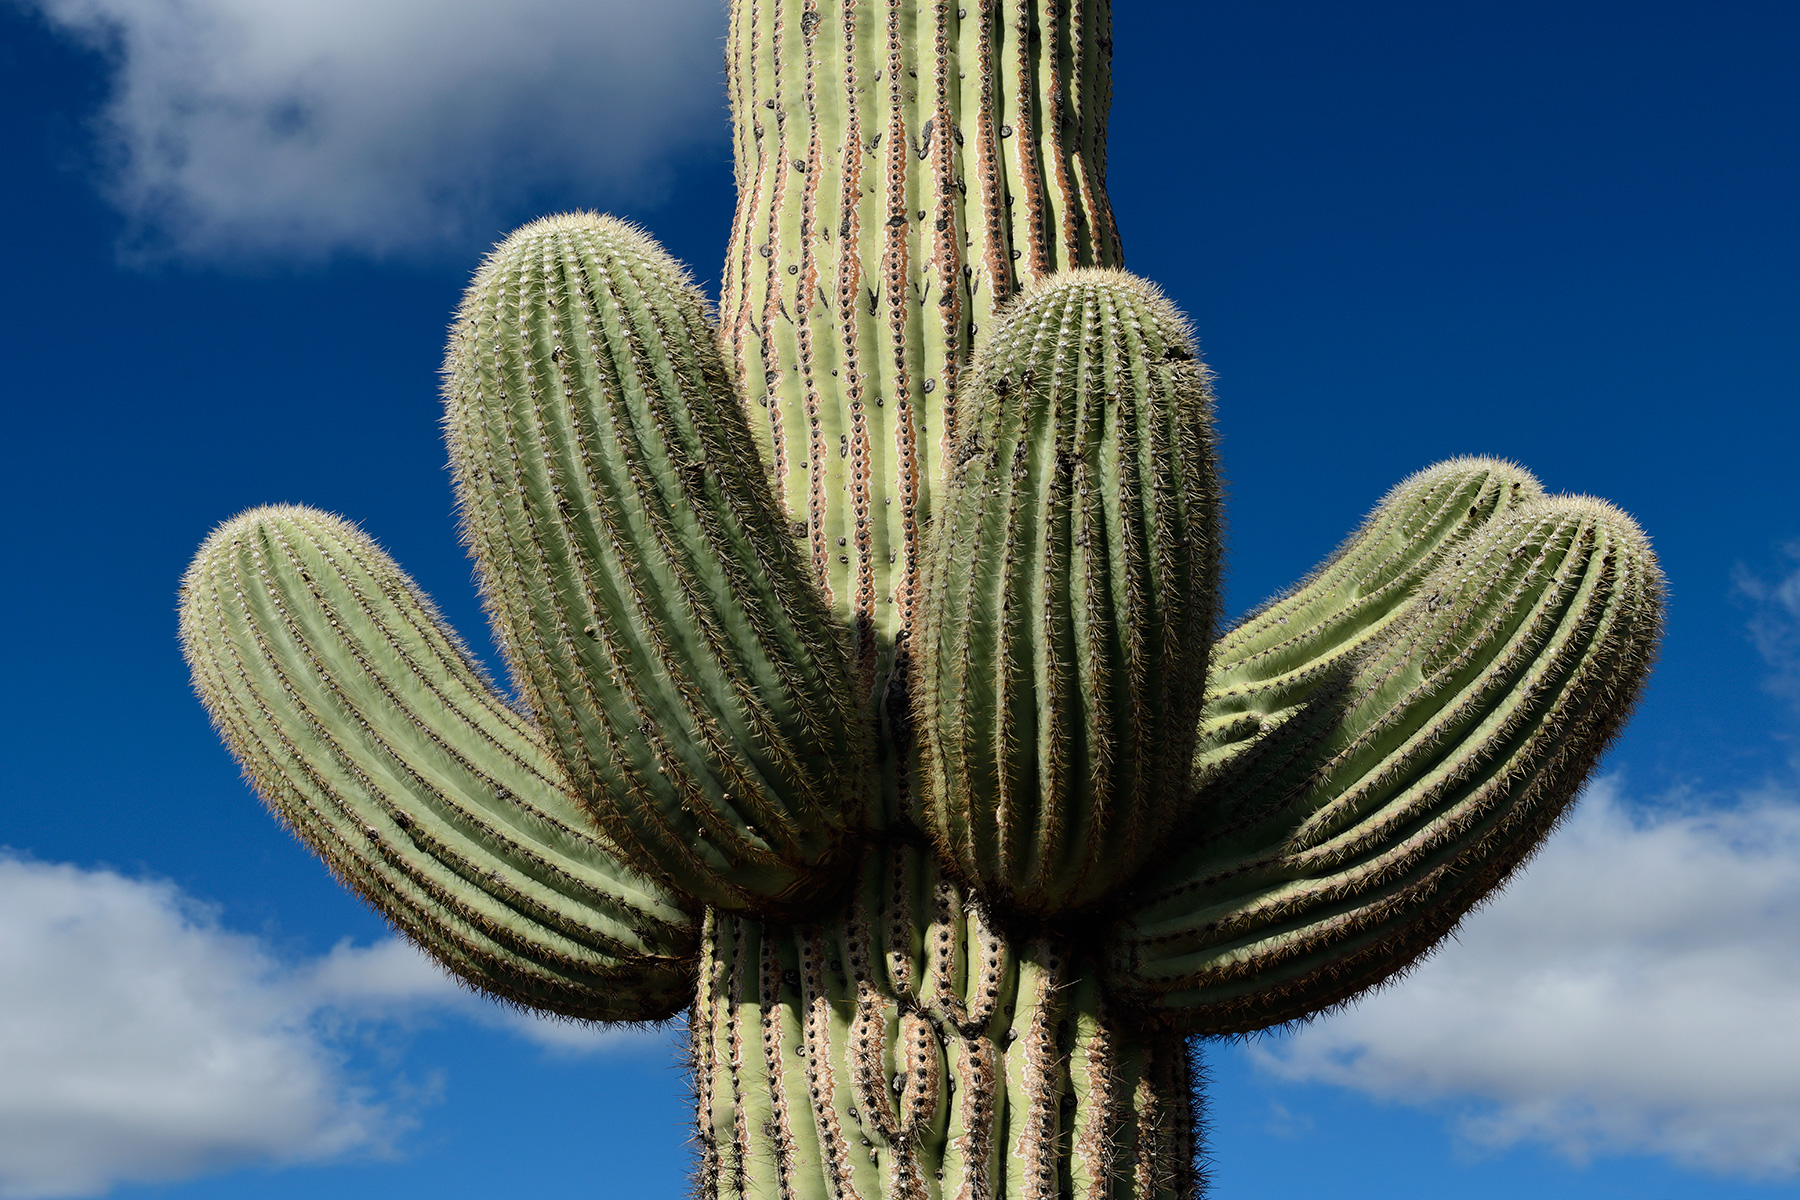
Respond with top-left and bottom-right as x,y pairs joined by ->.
177,3 -> 1662,1196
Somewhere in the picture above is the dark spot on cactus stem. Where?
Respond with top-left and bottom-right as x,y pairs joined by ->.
759,244 -> 773,258
886,213 -> 907,228
999,123 -> 1014,137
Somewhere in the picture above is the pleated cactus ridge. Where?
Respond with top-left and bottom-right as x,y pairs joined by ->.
174,2 -> 1665,1196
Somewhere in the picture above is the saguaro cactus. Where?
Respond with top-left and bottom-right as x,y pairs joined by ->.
179,2 -> 1662,1196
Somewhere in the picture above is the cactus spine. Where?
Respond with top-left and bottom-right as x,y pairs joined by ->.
177,1 -> 1663,1196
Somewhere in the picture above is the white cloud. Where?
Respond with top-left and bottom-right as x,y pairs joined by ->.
1250,777 -> 1800,1180
0,853 -> 650,1199
1736,545 -> 1800,707
26,0 -> 726,260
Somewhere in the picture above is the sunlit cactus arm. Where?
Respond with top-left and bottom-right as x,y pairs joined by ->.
918,269 -> 1221,916
444,214 -> 866,917
1190,457 -> 1545,820
179,507 -> 698,1022
1107,497 -> 1663,1032
721,0 -> 1122,667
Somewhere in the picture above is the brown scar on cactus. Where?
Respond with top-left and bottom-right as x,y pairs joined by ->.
179,2 -> 1662,1196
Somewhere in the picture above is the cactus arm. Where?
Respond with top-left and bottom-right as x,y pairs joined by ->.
918,269 -> 1221,915
1107,497 -> 1663,1032
721,0 -> 1122,664
444,214 -> 866,916
178,507 -> 698,1021
1190,457 -> 1546,823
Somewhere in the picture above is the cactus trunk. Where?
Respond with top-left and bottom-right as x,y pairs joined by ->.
722,0 -> 1120,674
694,843 -> 1203,1200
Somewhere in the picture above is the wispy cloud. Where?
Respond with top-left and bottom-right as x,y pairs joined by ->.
0,853 -> 652,1199
1735,544 -> 1800,709
25,0 -> 726,262
1250,777 -> 1800,1180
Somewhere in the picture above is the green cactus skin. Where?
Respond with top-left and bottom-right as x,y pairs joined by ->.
174,0 -> 1667,1195
918,270 -> 1220,917
1108,498 -> 1663,1032
179,507 -> 697,1021
444,215 -> 865,917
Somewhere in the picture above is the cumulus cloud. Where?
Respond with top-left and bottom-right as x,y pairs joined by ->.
1249,778 -> 1800,1179
0,854 -> 647,1199
25,0 -> 726,260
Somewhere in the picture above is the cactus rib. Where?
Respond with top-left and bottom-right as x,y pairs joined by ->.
692,842 -> 1204,1199
722,0 -> 1121,665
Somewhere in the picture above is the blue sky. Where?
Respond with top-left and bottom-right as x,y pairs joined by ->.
1,0 -> 1796,1197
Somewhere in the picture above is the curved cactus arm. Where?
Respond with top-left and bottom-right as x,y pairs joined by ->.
1191,457 -> 1545,821
918,270 -> 1221,917
180,506 -> 698,1022
1107,496 -> 1663,1033
444,214 -> 866,918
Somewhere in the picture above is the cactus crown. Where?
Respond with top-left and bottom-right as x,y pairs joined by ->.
178,3 -> 1662,1196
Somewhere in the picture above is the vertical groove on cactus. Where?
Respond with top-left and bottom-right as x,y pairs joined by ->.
918,270 -> 1220,916
692,842 -> 1203,1199
1109,498 -> 1663,1032
179,507 -> 699,1020
722,0 -> 1121,660
445,213 -> 864,916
